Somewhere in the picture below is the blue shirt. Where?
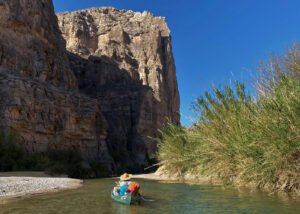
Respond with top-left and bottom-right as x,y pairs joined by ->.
119,185 -> 128,196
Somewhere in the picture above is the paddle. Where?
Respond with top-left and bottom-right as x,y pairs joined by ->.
138,193 -> 155,202
140,196 -> 155,202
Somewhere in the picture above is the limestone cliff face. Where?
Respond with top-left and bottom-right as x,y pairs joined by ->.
57,8 -> 179,116
57,8 -> 180,157
0,0 -> 112,170
0,0 -> 76,89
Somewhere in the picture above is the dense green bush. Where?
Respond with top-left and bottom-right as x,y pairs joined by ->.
158,46 -> 300,193
0,134 -> 106,178
0,133 -> 25,171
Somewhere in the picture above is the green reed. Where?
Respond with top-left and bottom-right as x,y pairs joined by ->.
158,45 -> 300,193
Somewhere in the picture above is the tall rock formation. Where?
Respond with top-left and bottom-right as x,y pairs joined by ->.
0,0 -> 112,169
0,0 -> 180,174
57,8 -> 180,162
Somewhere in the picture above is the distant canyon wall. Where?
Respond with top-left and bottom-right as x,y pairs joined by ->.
57,8 -> 180,168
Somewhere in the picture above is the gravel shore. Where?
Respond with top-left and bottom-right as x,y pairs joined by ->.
0,177 -> 82,204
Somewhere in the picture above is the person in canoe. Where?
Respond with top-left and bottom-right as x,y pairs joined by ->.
112,173 -> 155,205
113,173 -> 141,197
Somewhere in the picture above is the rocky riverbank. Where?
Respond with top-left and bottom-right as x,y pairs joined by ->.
134,167 -> 222,185
0,176 -> 82,204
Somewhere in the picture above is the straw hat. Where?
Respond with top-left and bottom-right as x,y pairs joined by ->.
120,173 -> 132,181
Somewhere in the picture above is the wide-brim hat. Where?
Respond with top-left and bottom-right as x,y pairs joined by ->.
120,173 -> 132,181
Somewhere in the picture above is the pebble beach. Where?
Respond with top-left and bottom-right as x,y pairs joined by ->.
0,175 -> 82,204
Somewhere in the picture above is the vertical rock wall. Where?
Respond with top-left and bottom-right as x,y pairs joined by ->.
0,0 -> 112,171
0,0 -> 76,89
58,8 -> 180,169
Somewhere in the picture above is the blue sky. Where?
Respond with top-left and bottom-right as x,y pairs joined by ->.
53,0 -> 300,126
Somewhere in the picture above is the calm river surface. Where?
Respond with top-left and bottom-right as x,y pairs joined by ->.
1,179 -> 300,214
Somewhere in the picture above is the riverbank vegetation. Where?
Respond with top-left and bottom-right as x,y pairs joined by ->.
0,133 -> 107,178
158,45 -> 300,193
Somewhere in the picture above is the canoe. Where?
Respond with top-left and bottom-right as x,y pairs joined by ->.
111,191 -> 141,205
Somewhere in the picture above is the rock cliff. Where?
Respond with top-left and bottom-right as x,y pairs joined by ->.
57,7 -> 180,158
0,0 -> 180,174
0,0 -> 76,89
0,0 -> 112,171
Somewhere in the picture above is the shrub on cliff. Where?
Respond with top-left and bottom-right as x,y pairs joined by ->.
0,132 -> 25,171
158,45 -> 300,193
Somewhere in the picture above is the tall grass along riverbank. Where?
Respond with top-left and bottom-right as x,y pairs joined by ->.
158,45 -> 300,193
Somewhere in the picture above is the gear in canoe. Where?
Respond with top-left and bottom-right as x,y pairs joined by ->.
111,191 -> 142,205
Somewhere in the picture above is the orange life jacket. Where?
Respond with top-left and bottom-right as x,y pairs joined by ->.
126,182 -> 140,193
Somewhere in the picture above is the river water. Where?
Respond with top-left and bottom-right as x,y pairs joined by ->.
1,178 -> 299,214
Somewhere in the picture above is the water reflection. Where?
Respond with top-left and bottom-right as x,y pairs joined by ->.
112,204 -> 140,214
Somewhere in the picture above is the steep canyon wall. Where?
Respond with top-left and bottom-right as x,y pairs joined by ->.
0,0 -> 180,173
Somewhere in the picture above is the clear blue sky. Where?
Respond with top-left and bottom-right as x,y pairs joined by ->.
53,0 -> 300,126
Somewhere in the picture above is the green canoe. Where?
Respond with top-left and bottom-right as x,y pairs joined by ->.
111,191 -> 141,205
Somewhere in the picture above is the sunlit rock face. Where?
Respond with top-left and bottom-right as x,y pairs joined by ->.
57,8 -> 180,161
0,0 -> 179,174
